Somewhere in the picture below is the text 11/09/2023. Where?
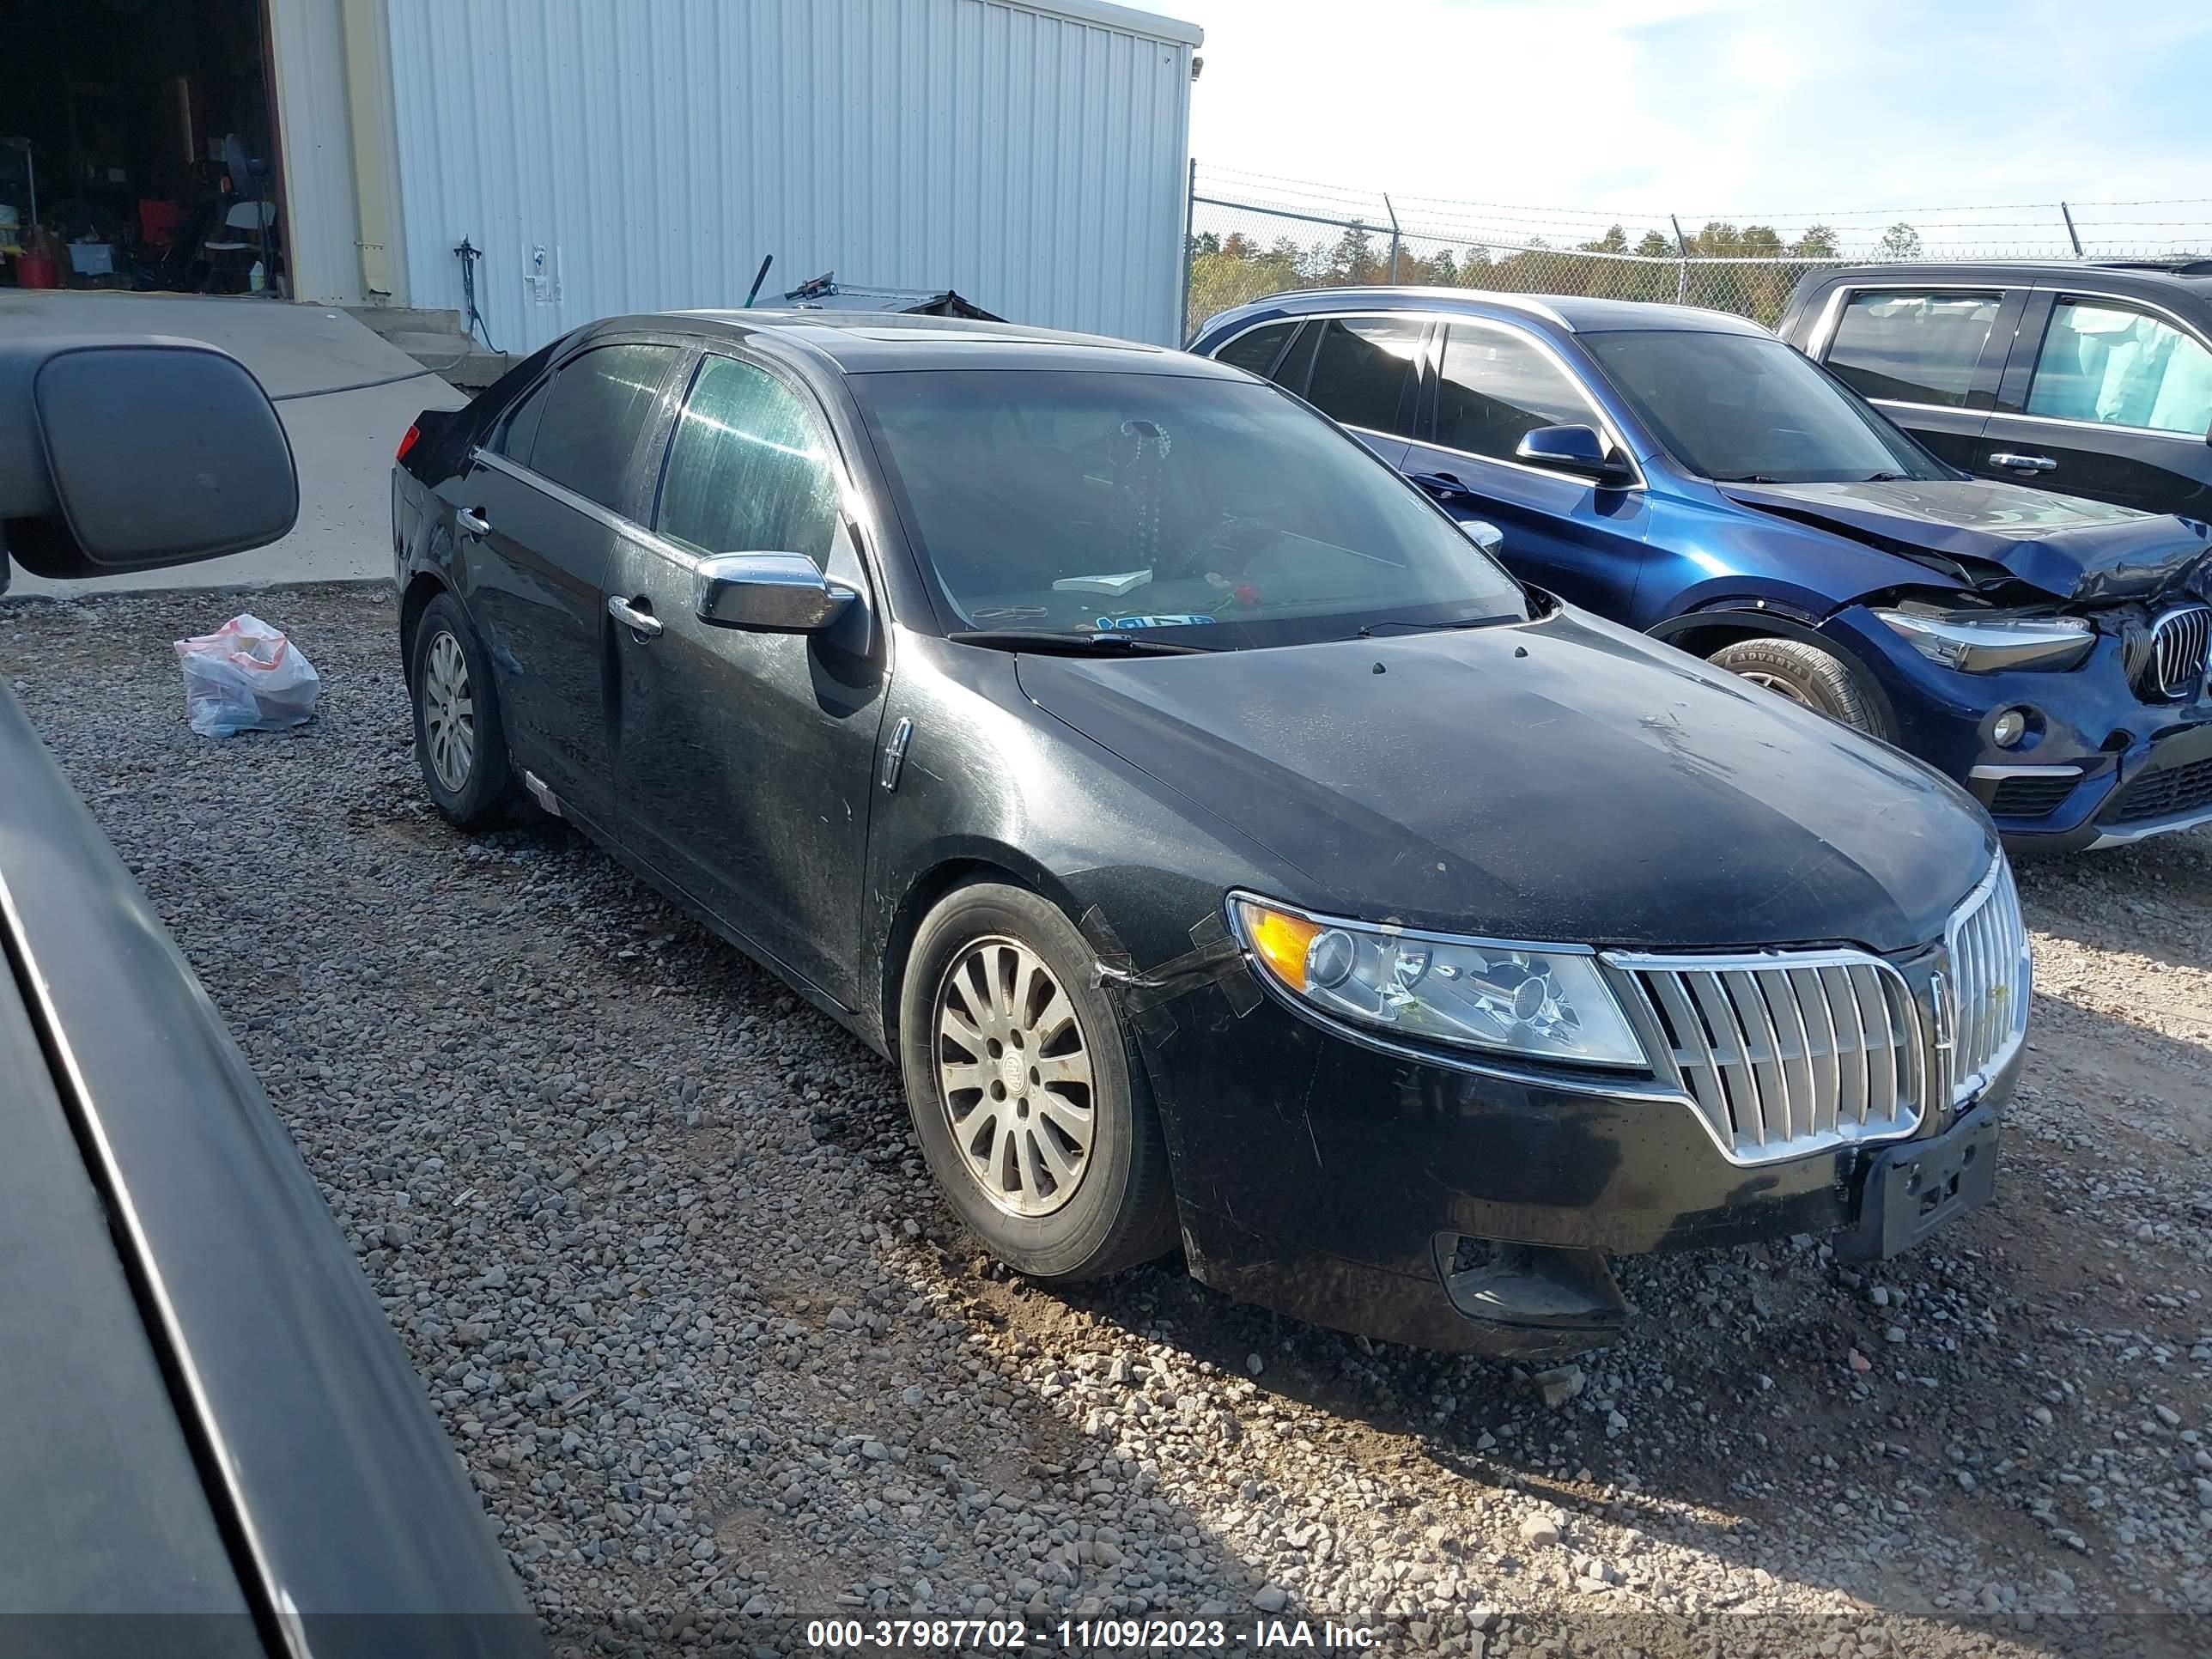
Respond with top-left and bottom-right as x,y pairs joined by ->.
803,1616 -> 1382,1650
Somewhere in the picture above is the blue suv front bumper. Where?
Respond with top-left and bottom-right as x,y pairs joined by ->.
1822,606 -> 2212,851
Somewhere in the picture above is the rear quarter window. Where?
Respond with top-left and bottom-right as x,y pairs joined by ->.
1212,321 -> 1297,380
489,379 -> 550,464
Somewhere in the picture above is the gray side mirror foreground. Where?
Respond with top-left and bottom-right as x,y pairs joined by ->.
0,337 -> 300,581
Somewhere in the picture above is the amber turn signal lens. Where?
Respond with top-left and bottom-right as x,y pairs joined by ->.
1240,902 -> 1320,992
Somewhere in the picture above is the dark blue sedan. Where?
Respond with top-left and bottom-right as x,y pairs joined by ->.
1192,289 -> 2212,851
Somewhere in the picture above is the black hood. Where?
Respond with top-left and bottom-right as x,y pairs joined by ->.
1723,478 -> 2212,605
1018,611 -> 1994,956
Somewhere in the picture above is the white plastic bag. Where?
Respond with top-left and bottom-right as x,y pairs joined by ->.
173,613 -> 321,738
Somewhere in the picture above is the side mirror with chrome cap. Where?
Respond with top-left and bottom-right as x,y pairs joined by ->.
1514,423 -> 1632,486
1459,520 -> 1505,556
694,552 -> 858,634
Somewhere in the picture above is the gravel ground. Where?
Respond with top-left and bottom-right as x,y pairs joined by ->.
7,582 -> 2210,1659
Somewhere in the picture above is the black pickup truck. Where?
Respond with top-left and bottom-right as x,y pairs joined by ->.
0,338 -> 544,1659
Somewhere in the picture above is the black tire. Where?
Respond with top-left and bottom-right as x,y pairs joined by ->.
408,592 -> 519,829
1706,635 -> 1892,741
898,882 -> 1178,1280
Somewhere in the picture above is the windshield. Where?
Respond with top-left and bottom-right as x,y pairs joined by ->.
1583,331 -> 1944,485
850,368 -> 1528,645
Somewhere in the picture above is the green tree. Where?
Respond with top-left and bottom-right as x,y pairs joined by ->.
1317,222 -> 1382,287
1183,231 -> 1305,333
1879,222 -> 1922,259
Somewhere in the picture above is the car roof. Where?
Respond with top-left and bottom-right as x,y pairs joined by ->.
1204,286 -> 1778,338
597,308 -> 1234,376
1804,258 -> 2212,298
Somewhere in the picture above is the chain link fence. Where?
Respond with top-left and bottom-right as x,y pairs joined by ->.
1182,166 -> 2212,339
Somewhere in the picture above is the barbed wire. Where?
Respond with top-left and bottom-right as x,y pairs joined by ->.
1192,164 -> 2212,284
1198,162 -> 2212,226
1185,174 -> 2212,339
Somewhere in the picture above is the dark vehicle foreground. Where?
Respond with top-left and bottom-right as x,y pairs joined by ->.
1779,259 -> 2212,520
393,311 -> 2024,1359
1,338 -> 543,1657
1191,289 -> 2212,851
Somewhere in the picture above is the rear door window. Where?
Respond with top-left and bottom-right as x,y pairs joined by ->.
1297,318 -> 1423,435
526,343 -> 683,512
654,356 -> 842,568
1825,290 -> 2003,408
2027,298 -> 2212,435
1434,323 -> 1604,463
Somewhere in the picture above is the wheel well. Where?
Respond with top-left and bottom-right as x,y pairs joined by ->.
878,856 -> 1043,1053
1657,613 -> 1792,661
1660,607 -> 1901,739
398,573 -> 449,685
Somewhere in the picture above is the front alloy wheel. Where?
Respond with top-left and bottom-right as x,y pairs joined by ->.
934,937 -> 1097,1218
896,882 -> 1176,1280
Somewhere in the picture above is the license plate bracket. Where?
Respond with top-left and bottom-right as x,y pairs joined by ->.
1838,1104 -> 1999,1261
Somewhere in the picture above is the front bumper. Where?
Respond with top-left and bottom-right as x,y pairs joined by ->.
1139,976 -> 2016,1359
1821,606 -> 2212,851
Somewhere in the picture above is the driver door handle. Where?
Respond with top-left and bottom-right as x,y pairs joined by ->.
606,595 -> 663,639
1410,470 -> 1472,498
1989,452 -> 2057,472
454,506 -> 491,537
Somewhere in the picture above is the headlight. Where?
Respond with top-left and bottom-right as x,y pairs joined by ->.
1231,896 -> 1648,1069
1874,609 -> 2094,672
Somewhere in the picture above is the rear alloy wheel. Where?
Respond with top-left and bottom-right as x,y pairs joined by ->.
899,883 -> 1177,1279
1705,635 -> 1891,741
409,592 -> 518,828
422,631 -> 475,793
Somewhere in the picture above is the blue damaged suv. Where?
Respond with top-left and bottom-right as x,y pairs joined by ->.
1192,289 -> 2212,852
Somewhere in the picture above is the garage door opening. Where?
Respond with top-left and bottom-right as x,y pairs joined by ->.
1,0 -> 287,296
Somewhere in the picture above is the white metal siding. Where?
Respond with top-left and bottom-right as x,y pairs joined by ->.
265,0 -> 367,305
383,0 -> 1196,355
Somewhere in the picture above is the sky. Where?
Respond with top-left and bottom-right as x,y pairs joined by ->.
1176,0 -> 2212,254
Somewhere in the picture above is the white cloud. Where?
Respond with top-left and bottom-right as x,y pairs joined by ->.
1182,0 -> 2212,251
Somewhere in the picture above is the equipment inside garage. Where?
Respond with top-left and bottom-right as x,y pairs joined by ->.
1,0 -> 283,295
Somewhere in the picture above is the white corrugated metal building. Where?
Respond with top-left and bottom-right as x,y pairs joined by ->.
8,1 -> 1196,346
276,0 -> 1202,349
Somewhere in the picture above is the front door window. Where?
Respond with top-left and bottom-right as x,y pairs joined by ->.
656,356 -> 842,564
2027,300 -> 2212,436
1435,324 -> 1604,464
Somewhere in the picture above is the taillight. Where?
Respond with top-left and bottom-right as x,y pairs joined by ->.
395,423 -> 421,462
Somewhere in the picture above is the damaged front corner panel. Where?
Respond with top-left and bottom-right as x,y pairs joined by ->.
1080,905 -> 1261,1044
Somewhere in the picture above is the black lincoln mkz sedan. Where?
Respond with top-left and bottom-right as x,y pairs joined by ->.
392,311 -> 2027,1358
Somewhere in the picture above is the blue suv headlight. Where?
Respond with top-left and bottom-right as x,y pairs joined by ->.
1874,609 -> 2094,673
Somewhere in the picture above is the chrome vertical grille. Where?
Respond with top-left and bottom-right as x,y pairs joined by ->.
2149,604 -> 2211,698
1607,949 -> 1924,1164
1942,857 -> 2031,1100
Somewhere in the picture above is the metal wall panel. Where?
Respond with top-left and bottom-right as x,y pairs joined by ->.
383,0 -> 1199,355
265,0 -> 367,304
